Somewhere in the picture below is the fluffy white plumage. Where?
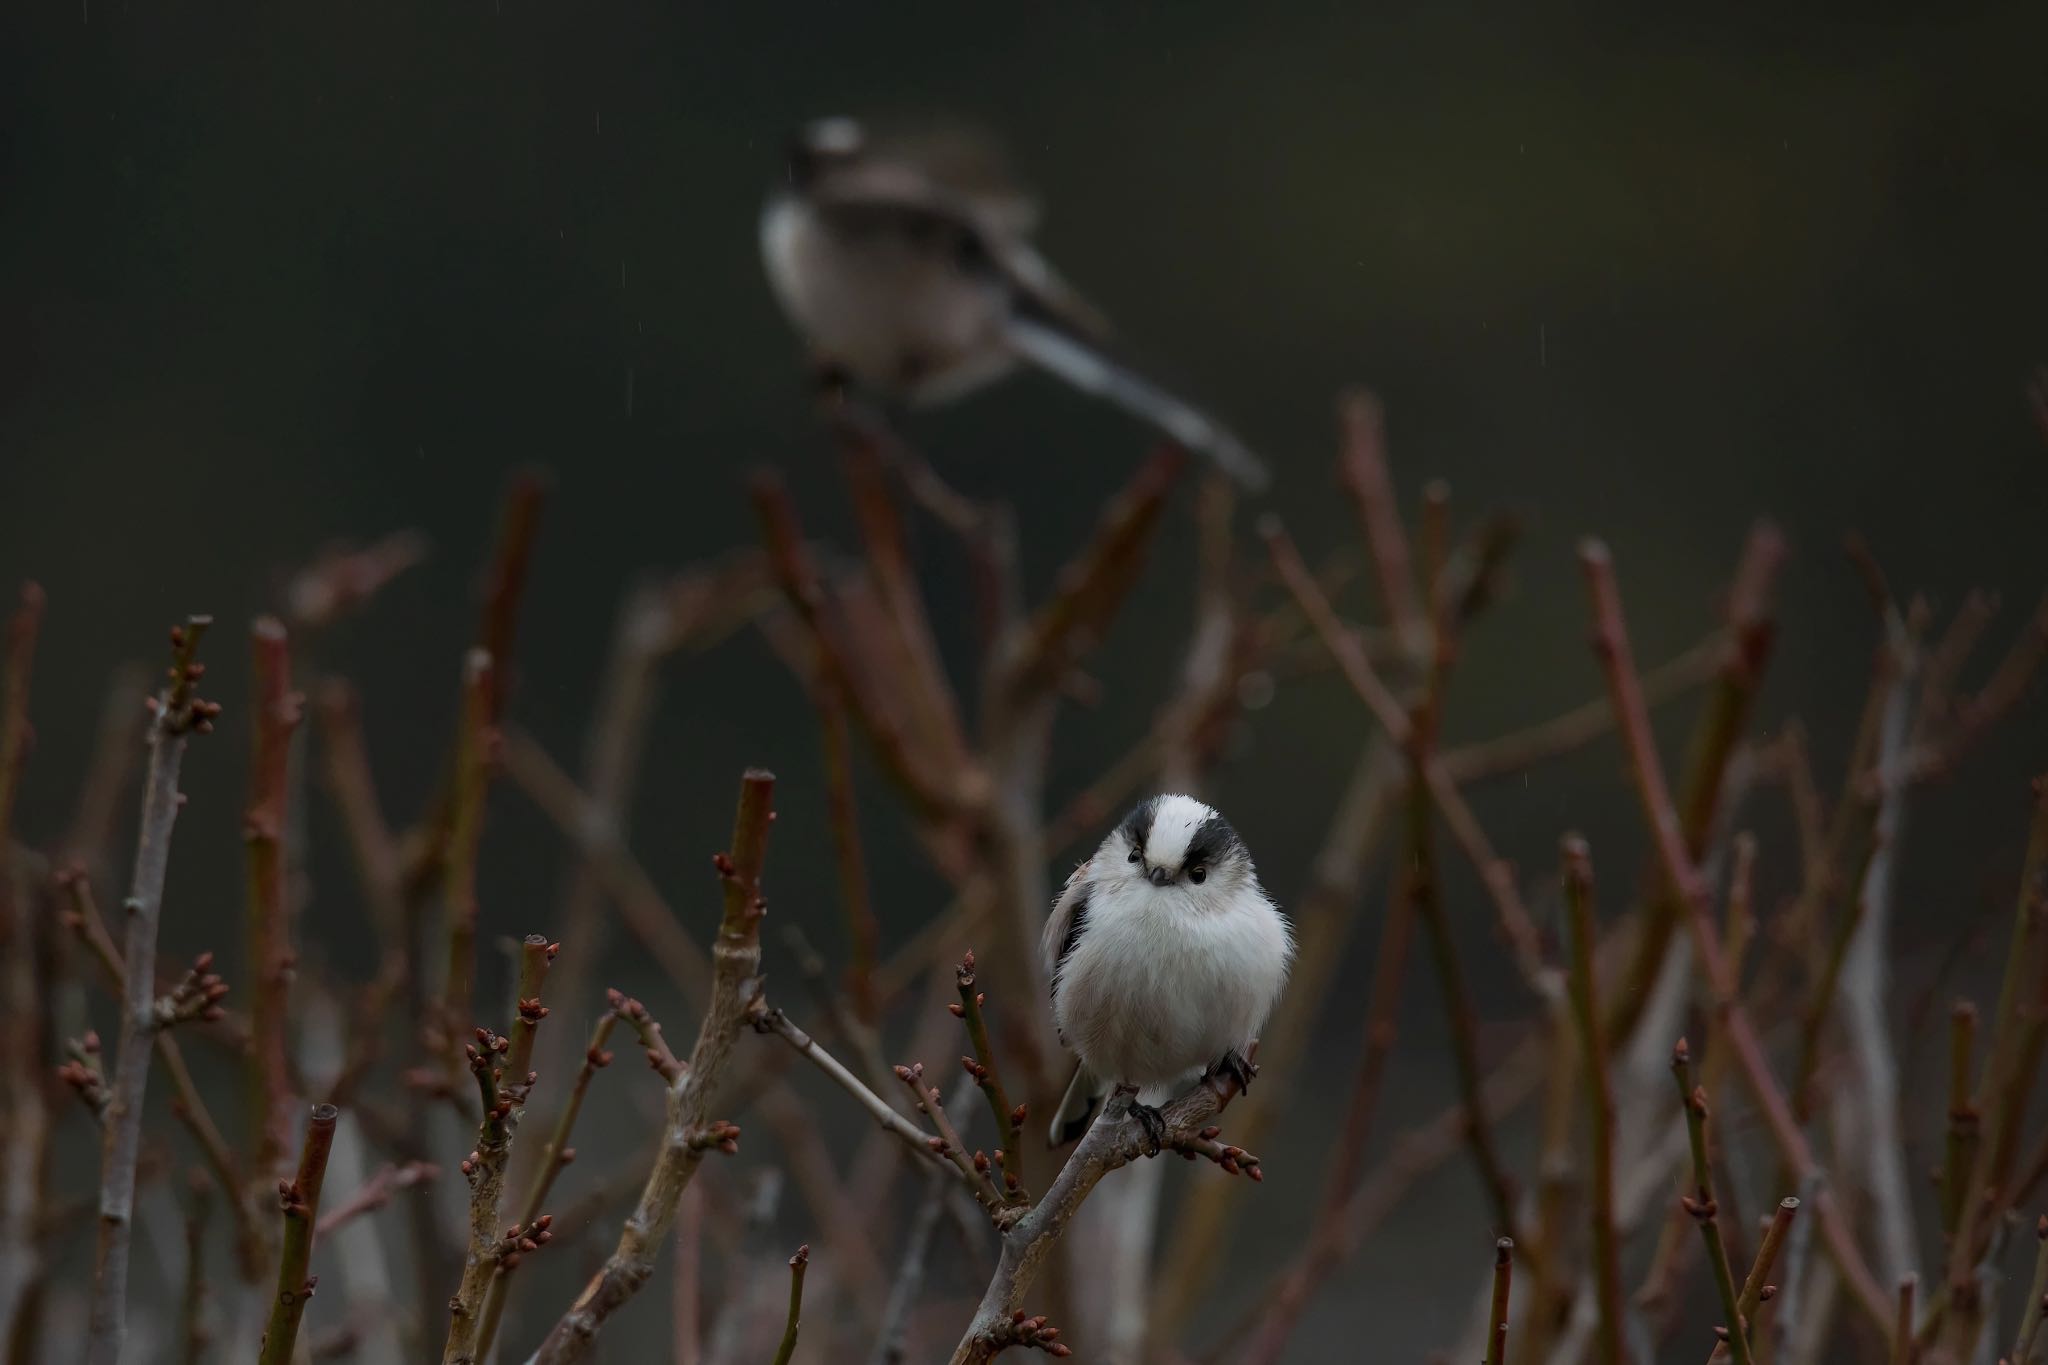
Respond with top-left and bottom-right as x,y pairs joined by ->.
1041,794 -> 1293,1145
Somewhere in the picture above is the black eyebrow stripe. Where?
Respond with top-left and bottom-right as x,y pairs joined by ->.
1182,812 -> 1240,868
1118,796 -> 1161,859
1052,886 -> 1090,1000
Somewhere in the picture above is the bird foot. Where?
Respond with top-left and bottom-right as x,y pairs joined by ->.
1113,1085 -> 1168,1154
1207,1049 -> 1258,1096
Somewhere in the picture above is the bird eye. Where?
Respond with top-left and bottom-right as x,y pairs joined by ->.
1189,864 -> 1207,885
1127,849 -> 1141,863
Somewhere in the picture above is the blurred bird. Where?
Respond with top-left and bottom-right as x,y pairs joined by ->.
1041,794 -> 1293,1148
760,116 -> 1270,489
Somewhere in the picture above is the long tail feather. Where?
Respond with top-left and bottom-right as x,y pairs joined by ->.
1006,314 -> 1271,490
1048,1061 -> 1104,1148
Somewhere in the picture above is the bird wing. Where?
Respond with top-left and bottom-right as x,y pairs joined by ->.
1040,859 -> 1093,992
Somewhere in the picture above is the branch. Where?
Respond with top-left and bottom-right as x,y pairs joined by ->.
257,1103 -> 339,1365
527,768 -> 776,1364
1484,1238 -> 1514,1365
315,1160 -> 438,1237
443,937 -> 554,1364
1577,540 -> 1892,1337
1561,837 -> 1625,1365
85,615 -> 218,1365
949,1067 -> 1260,1363
500,729 -> 710,1001
1335,389 -> 1426,654
57,870 -> 262,1275
953,951 -> 1027,1200
246,617 -> 306,1187
1673,1042 -> 1751,1365
439,648 -> 496,1060
471,1012 -> 616,1361
283,528 -> 429,630
770,1245 -> 809,1365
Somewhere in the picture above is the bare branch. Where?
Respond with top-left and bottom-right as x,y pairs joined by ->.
257,1103 -> 340,1365
86,615 -> 219,1365
526,769 -> 776,1364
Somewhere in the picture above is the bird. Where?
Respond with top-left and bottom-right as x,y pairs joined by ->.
759,115 -> 1271,490
1040,793 -> 1293,1149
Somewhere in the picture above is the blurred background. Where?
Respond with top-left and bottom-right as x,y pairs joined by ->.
4,3 -> 2047,1359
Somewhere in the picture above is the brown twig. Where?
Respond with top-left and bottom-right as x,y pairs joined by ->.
246,617 -> 305,1190
501,730 -> 711,1001
1484,1237 -> 1514,1365
1891,1274 -> 1915,1365
0,584 -> 46,1358
1578,540 -> 1892,1337
954,951 -> 1027,1202
529,769 -> 776,1364
1673,1042 -> 1752,1365
1562,836 -> 1625,1365
314,1160 -> 438,1236
439,648 -> 496,1064
2014,1216 -> 2048,1363
443,937 -> 554,1363
1335,389 -> 1427,654
85,615 -> 218,1365
770,1244 -> 809,1365
471,1012 -> 617,1362
257,1103 -> 340,1365
284,529 -> 429,630
895,1062 -> 1012,1220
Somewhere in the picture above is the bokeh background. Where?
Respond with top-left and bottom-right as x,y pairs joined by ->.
4,3 -> 2046,1359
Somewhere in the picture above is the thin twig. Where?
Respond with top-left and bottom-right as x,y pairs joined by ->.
439,648 -> 495,1063
1562,837 -> 1625,1365
1891,1274 -> 1915,1365
2015,1216 -> 2048,1363
443,936 -> 555,1364
257,1103 -> 340,1365
471,1011 -> 616,1362
1335,389 -> 1427,654
869,1169 -> 949,1365
85,615 -> 218,1365
1484,1237 -> 1514,1365
314,1160 -> 438,1236
246,617 -> 305,1190
954,951 -> 1027,1202
1674,1041 -> 1752,1365
500,729 -> 711,1000
770,1245 -> 809,1365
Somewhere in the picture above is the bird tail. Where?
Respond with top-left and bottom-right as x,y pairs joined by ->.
1005,313 -> 1271,491
1048,1061 -> 1105,1148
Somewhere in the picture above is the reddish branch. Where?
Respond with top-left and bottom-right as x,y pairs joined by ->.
1561,837 -> 1624,1365
1578,540 -> 1891,1338
245,617 -> 305,1188
257,1103 -> 339,1365
85,616 -> 218,1365
0,584 -> 44,1351
439,648 -> 496,1058
954,951 -> 1028,1201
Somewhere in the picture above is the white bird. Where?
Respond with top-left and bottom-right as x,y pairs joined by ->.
1041,794 -> 1293,1148
759,116 -> 1271,490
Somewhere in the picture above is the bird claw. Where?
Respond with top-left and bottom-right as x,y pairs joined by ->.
1208,1049 -> 1257,1095
1129,1100 -> 1167,1154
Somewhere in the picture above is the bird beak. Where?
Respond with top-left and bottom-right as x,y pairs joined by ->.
1147,866 -> 1171,887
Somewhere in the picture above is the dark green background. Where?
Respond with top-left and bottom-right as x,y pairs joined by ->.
4,3 -> 2045,1358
